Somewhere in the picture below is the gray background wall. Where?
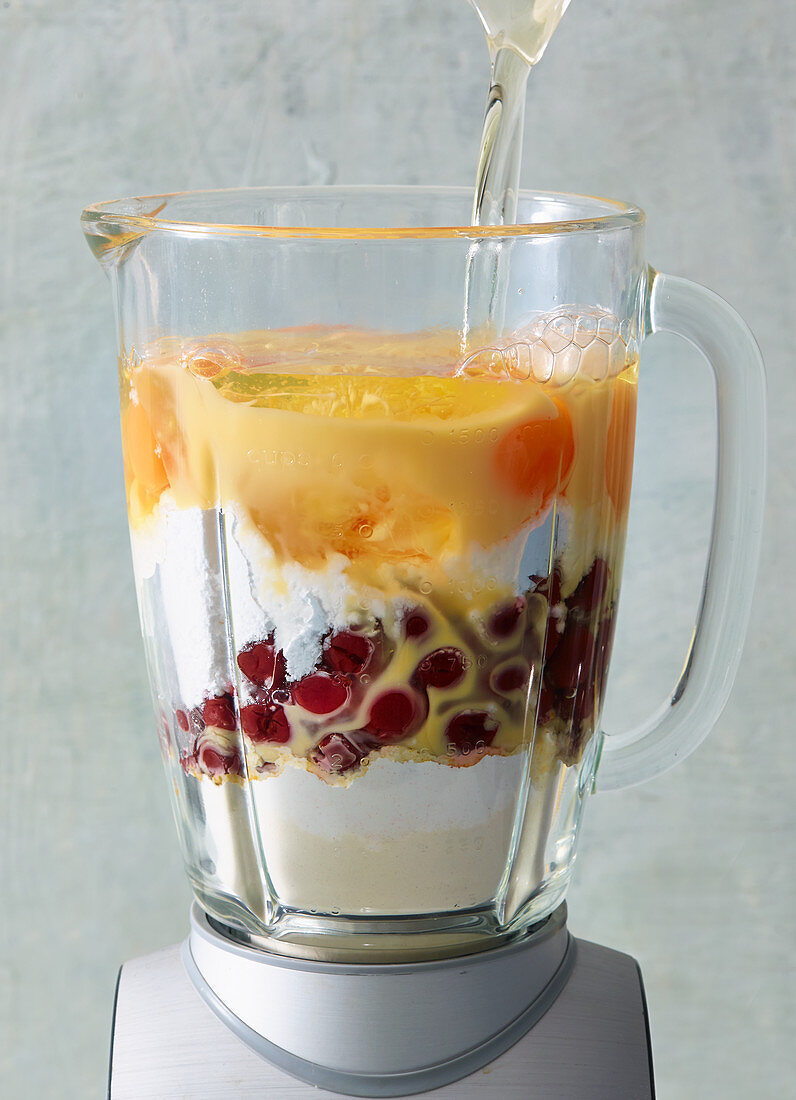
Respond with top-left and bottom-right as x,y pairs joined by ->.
1,1 -> 793,1096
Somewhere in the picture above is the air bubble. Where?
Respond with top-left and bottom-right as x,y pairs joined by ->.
182,342 -> 241,380
419,581 -> 433,595
530,340 -> 554,382
552,343 -> 581,384
503,342 -> 532,381
543,316 -> 574,353
583,340 -> 609,381
597,316 -> 620,345
357,522 -> 374,539
573,316 -> 597,349
456,346 -> 503,379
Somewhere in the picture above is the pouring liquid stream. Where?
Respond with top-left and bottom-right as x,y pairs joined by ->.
463,0 -> 571,353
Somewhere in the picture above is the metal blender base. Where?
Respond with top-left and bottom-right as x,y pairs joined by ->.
109,905 -> 654,1099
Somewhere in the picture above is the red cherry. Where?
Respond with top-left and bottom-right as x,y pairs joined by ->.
488,598 -> 526,639
492,663 -> 528,694
323,631 -> 374,675
405,610 -> 431,640
202,694 -> 237,732
240,703 -> 291,744
543,613 -> 566,661
366,689 -> 423,744
544,623 -> 595,693
446,711 -> 499,754
293,672 -> 350,715
237,640 -> 287,688
416,647 -> 466,689
570,682 -> 596,725
312,733 -> 364,775
176,709 -> 190,732
200,746 -> 225,772
198,742 -> 242,777
568,559 -> 610,616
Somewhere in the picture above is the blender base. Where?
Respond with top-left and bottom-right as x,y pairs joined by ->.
109,905 -> 654,1099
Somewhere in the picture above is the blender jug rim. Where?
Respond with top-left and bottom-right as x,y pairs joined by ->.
80,185 -> 645,246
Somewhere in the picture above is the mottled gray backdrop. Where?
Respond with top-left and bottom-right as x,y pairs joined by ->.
1,1 -> 793,1096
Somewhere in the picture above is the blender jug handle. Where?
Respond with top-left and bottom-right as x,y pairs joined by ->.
596,270 -> 766,792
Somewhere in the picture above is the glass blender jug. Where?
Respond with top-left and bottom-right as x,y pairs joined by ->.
82,187 -> 765,963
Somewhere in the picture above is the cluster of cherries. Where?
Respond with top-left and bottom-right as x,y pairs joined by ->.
177,556 -> 613,779
533,557 -> 615,761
